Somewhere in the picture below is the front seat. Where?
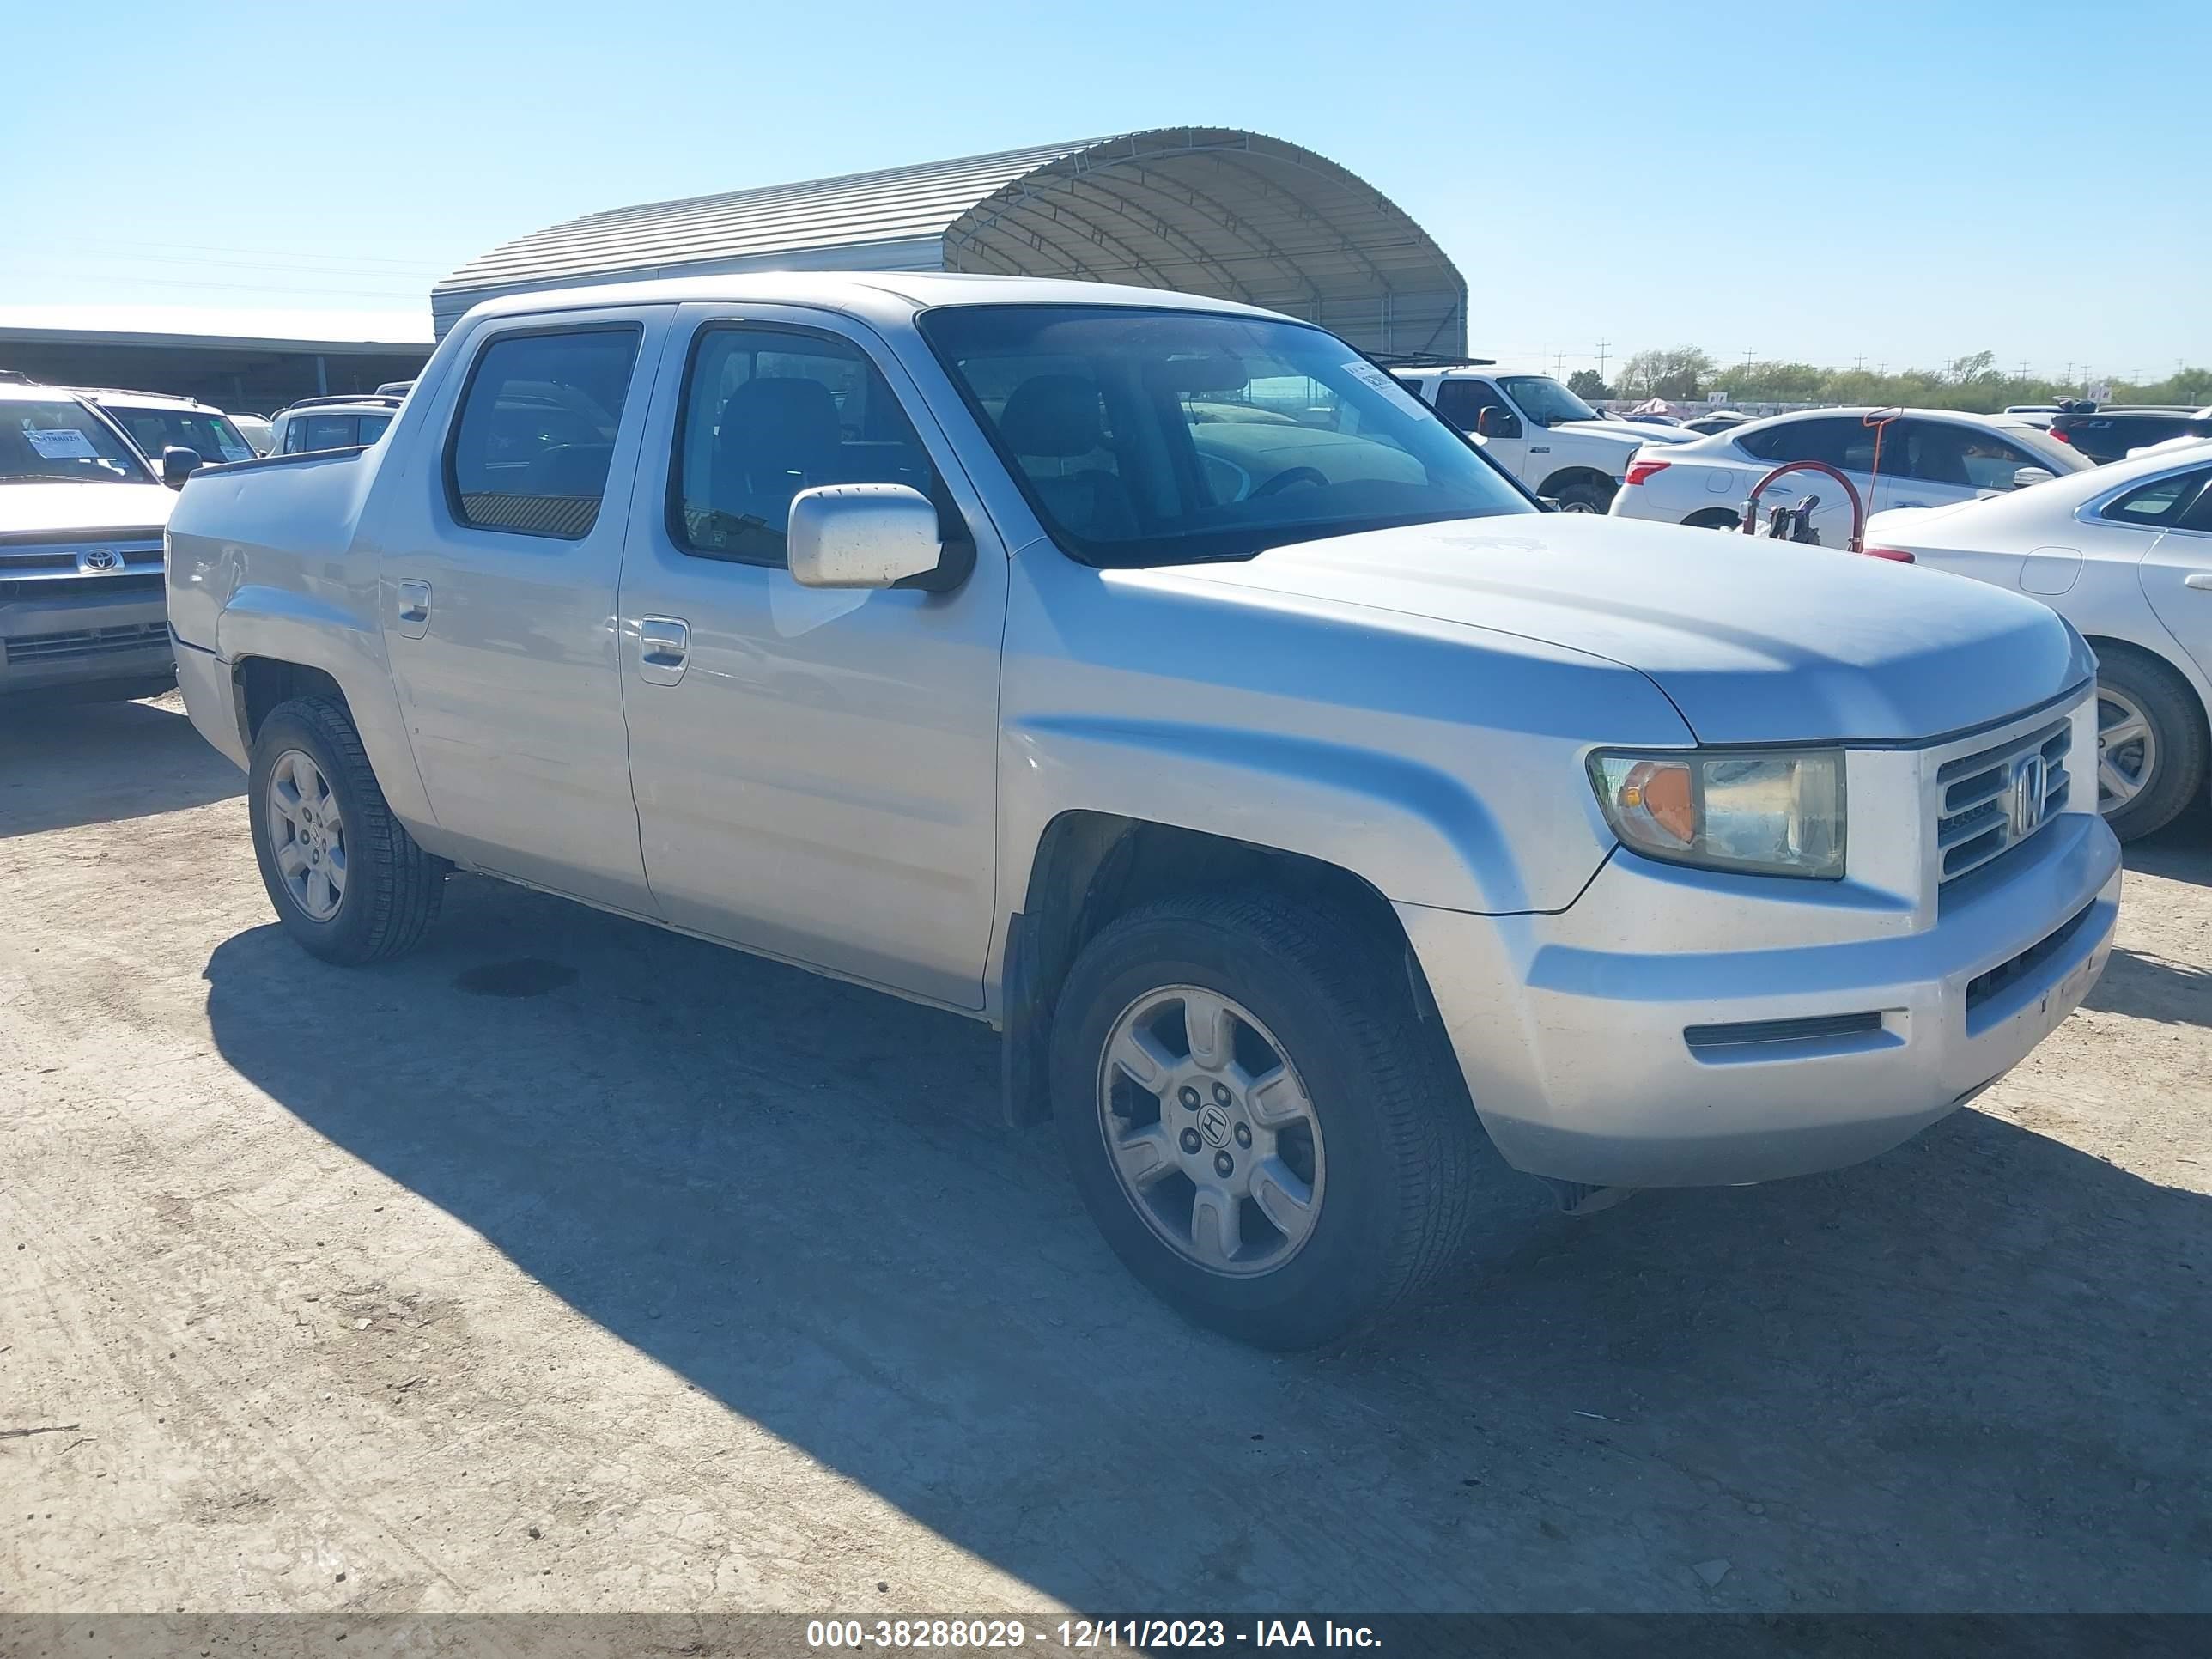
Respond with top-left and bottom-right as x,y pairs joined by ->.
711,376 -> 843,533
997,374 -> 1139,541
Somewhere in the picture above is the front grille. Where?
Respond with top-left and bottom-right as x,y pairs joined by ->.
0,572 -> 164,600
0,535 -> 166,595
1,621 -> 170,664
1936,717 -> 2070,884
1966,902 -> 2096,1014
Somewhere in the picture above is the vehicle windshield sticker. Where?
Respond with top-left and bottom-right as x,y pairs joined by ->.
22,428 -> 100,460
217,444 -> 252,463
1342,361 -> 1429,416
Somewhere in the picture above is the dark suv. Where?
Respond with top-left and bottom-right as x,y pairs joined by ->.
2048,402 -> 2212,465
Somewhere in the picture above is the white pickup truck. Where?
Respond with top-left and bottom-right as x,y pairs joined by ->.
1389,365 -> 1692,512
166,274 -> 2120,1348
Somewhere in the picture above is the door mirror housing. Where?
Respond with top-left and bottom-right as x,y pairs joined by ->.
160,445 -> 203,487
2012,465 -> 2057,489
1477,406 -> 1522,441
787,483 -> 958,591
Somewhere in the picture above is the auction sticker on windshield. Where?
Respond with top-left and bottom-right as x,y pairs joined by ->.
218,444 -> 253,463
24,428 -> 99,460
1340,360 -> 1430,416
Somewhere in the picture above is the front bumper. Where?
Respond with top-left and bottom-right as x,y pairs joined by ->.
0,582 -> 173,696
1399,807 -> 2121,1188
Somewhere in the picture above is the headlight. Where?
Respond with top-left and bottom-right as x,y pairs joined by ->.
1588,749 -> 1846,878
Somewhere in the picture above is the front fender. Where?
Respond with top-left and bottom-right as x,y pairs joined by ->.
996,714 -> 1610,920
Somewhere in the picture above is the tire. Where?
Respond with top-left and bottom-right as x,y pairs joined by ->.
248,695 -> 447,964
1684,507 -> 1741,531
1048,890 -> 1490,1349
2093,647 -> 2208,842
1552,478 -> 1613,514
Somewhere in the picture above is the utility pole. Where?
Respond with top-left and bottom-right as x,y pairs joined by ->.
1553,348 -> 1566,380
1595,339 -> 1610,383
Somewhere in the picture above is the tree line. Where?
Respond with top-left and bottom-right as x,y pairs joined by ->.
1565,349 -> 2212,412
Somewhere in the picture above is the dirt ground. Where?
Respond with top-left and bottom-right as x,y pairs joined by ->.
3,693 -> 2208,1618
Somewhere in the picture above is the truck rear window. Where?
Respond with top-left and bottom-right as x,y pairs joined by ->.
446,327 -> 641,539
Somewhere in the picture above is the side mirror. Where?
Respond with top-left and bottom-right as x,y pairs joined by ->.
787,483 -> 956,591
161,445 -> 203,487
2013,465 -> 2057,489
1476,408 -> 1522,440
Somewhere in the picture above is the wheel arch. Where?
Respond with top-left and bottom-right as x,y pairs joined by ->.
998,812 -> 1440,1127
2082,632 -> 2212,725
2081,632 -> 2212,775
1536,464 -> 1617,504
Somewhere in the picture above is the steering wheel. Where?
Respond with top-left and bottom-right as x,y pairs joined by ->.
1249,465 -> 1328,499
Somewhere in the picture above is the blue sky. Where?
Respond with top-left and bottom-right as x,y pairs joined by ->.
4,0 -> 2205,380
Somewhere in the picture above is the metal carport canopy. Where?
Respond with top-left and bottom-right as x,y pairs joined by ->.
431,127 -> 1465,356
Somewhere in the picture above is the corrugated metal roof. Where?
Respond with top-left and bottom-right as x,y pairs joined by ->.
433,128 -> 1463,355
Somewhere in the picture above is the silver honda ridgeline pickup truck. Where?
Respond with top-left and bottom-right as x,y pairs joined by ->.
167,275 -> 2122,1348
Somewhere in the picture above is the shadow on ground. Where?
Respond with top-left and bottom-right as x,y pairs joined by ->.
2121,800 -> 2212,888
200,874 -> 2212,1613
0,696 -> 242,837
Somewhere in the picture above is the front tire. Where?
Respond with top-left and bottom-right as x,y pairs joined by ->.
1048,891 -> 1489,1349
2094,647 -> 2207,842
1553,478 -> 1613,514
1684,507 -> 1741,531
248,696 -> 446,964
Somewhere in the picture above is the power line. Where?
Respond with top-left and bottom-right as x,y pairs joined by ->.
61,235 -> 447,270
3,268 -> 428,300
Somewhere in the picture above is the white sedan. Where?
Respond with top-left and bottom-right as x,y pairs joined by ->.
1864,441 -> 2212,841
1610,405 -> 2092,550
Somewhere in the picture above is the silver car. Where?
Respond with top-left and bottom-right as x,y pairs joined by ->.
165,275 -> 2121,1347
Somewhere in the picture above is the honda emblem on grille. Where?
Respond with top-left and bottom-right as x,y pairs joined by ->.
2006,753 -> 2049,839
76,548 -> 122,573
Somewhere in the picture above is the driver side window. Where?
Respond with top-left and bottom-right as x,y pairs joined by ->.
670,323 -> 944,567
1434,380 -> 1520,439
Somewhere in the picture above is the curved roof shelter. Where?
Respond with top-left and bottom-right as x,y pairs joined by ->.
432,127 -> 1465,356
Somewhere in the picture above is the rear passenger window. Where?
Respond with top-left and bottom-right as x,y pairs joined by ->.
358,413 -> 392,444
671,324 -> 941,565
447,327 -> 641,539
302,414 -> 357,450
1741,417 -> 1852,468
2103,467 -> 2212,528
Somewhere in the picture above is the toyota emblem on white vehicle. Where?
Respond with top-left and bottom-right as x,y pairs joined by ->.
2007,754 -> 2049,839
76,548 -> 122,573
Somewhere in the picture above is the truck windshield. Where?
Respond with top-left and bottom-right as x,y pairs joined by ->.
0,400 -> 152,485
103,405 -> 256,465
1497,375 -> 1599,427
918,305 -> 1531,567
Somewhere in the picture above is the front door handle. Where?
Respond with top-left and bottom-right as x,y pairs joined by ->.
395,579 -> 431,639
2184,573 -> 2212,591
638,617 -> 690,685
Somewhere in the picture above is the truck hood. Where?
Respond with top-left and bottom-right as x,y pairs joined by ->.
1553,418 -> 1698,447
1146,512 -> 2091,744
0,478 -> 175,536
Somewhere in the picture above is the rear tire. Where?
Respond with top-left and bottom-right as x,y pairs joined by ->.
1048,890 -> 1493,1349
248,695 -> 447,964
2093,647 -> 2207,842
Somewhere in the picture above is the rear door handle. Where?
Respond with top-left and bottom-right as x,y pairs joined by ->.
2185,573 -> 2212,590
395,579 -> 431,638
638,616 -> 690,685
